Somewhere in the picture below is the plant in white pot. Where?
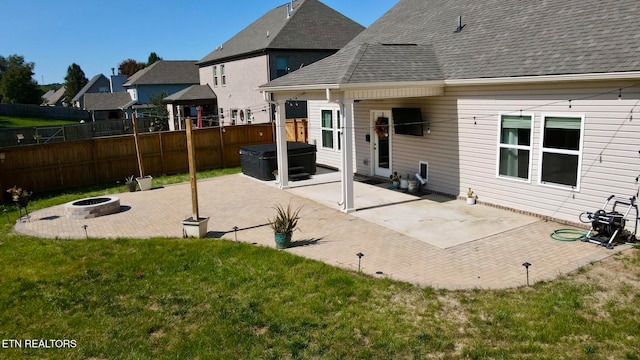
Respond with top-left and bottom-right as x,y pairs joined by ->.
467,187 -> 477,205
268,203 -> 302,249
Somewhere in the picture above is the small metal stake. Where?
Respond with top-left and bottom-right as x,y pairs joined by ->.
522,262 -> 531,286
3,208 -> 9,224
82,225 -> 88,239
356,252 -> 364,272
233,226 -> 239,242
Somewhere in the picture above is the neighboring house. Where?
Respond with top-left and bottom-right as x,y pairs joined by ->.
84,92 -> 136,121
72,74 -> 111,109
164,85 -> 218,130
42,86 -> 67,107
123,60 -> 199,118
260,0 -> 640,226
196,0 -> 364,126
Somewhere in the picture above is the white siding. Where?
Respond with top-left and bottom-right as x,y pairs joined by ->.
308,101 -> 340,168
351,80 -> 640,224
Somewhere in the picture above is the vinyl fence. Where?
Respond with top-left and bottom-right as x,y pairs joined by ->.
0,124 -> 274,198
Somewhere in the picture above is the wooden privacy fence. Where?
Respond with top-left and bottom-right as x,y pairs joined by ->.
0,124 -> 274,197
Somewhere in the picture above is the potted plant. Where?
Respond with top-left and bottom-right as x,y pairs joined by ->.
268,203 -> 302,249
6,185 -> 31,208
467,187 -> 477,205
125,175 -> 137,192
390,172 -> 401,189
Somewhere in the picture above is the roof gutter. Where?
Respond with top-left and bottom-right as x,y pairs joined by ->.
445,71 -> 640,86
259,80 -> 445,93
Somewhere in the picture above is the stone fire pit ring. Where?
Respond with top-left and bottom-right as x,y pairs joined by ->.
64,196 -> 121,219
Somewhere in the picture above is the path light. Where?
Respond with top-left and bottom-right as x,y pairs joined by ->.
82,225 -> 88,239
3,208 -> 9,223
522,262 -> 531,287
233,226 -> 239,242
356,252 -> 364,272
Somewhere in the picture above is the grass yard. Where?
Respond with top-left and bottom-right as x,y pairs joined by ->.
0,170 -> 639,359
0,116 -> 78,129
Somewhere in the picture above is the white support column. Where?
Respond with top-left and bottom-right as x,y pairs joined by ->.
167,104 -> 175,131
341,100 -> 355,213
275,100 -> 289,189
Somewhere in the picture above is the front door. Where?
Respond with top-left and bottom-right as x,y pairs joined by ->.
371,110 -> 392,178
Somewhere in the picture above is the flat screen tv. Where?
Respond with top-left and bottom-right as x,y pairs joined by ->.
392,108 -> 424,136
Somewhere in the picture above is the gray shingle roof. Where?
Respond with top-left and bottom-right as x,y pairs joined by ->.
262,0 -> 640,88
72,74 -> 108,102
84,93 -> 134,111
44,86 -> 66,106
124,61 -> 199,86
197,0 -> 364,65
163,85 -> 217,102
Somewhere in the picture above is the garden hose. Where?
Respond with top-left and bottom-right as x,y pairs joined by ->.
550,228 -> 587,242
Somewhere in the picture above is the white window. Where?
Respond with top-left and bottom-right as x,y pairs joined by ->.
221,64 -> 226,86
497,114 -> 533,181
245,109 -> 252,124
321,110 -> 333,149
231,109 -> 238,125
213,66 -> 218,87
539,114 -> 585,189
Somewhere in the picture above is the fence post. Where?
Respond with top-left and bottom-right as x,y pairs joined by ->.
219,125 -> 226,169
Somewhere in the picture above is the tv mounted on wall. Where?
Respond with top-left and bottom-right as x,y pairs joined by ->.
392,108 -> 424,136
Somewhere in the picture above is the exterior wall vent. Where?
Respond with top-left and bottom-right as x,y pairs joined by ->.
417,161 -> 429,184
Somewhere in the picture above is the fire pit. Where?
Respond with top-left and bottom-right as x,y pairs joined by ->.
64,196 -> 121,219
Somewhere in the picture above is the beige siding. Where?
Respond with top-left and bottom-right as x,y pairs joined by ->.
352,80 -> 640,224
199,55 -> 270,124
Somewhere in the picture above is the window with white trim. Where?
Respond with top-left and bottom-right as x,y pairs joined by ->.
321,110 -> 333,149
213,66 -> 218,87
498,114 -> 533,181
231,109 -> 238,125
221,64 -> 226,86
539,114 -> 584,189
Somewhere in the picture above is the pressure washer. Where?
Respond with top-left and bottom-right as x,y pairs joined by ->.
579,195 -> 638,249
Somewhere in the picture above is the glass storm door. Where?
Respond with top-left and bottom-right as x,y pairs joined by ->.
371,110 -> 391,178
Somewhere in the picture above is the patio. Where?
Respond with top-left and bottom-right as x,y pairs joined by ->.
14,172 -> 630,289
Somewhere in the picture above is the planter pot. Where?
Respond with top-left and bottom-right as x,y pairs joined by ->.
392,181 -> 400,189
136,176 -> 153,191
126,182 -> 137,192
182,217 -> 210,238
274,231 -> 292,249
407,179 -> 419,193
13,198 -> 29,208
467,197 -> 476,205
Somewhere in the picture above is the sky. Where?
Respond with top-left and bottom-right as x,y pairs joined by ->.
0,0 -> 398,85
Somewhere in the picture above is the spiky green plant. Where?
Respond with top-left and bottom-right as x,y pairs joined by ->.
268,202 -> 302,234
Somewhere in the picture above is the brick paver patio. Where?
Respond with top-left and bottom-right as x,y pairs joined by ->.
14,174 -> 630,289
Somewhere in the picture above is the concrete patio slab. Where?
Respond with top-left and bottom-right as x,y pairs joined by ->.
13,173 -> 631,289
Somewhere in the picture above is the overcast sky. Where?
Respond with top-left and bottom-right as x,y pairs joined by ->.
1,0 -> 398,84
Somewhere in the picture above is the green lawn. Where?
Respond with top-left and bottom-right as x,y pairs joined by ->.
0,116 -> 78,129
0,171 -> 639,359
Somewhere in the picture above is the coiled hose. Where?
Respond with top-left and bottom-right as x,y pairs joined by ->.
550,228 -> 587,242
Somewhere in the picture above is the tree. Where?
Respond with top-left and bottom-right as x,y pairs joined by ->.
118,59 -> 146,77
0,54 -> 42,104
148,91 -> 169,132
63,63 -> 88,105
147,52 -> 162,66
